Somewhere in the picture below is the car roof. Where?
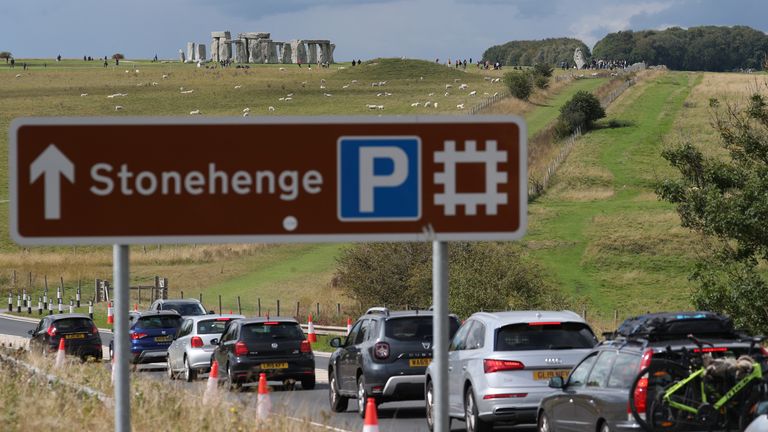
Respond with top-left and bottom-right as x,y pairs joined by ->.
154,299 -> 202,304
131,310 -> 181,317
50,313 -> 93,321
469,310 -> 586,325
235,317 -> 299,325
185,314 -> 245,323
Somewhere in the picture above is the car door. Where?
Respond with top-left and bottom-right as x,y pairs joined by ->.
342,319 -> 369,391
30,318 -> 47,350
215,321 -> 237,369
571,350 -> 617,430
448,320 -> 473,415
549,352 -> 599,432
603,352 -> 642,426
169,319 -> 192,369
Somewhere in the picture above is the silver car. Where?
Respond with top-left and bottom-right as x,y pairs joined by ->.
166,314 -> 244,381
425,311 -> 597,431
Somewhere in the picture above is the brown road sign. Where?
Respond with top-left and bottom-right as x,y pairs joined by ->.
10,116 -> 526,245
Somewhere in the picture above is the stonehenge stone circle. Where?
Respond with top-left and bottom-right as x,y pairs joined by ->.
178,49 -> 185,63
183,31 -> 334,65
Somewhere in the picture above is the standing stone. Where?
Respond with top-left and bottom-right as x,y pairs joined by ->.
281,43 -> 293,64
186,42 -> 195,63
211,39 -> 220,62
573,48 -> 586,70
267,42 -> 279,63
195,44 -> 206,62
274,42 -> 284,63
329,44 -> 335,64
306,43 -> 318,64
318,43 -> 329,64
178,49 -> 186,63
248,38 -> 262,63
290,40 -> 307,64
239,32 -> 270,39
219,39 -> 231,62
232,40 -> 247,63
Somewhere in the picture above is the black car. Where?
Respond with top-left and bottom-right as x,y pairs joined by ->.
28,314 -> 102,361
212,317 -> 315,391
328,307 -> 461,417
537,311 -> 765,432
149,299 -> 209,317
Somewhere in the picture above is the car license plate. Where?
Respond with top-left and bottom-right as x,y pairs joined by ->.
409,358 -> 431,367
65,333 -> 86,339
533,370 -> 570,380
154,336 -> 172,342
261,362 -> 288,369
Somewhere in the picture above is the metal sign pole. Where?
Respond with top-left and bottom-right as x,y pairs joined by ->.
432,241 -> 449,432
113,245 -> 131,432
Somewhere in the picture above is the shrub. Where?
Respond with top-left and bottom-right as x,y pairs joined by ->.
533,74 -> 550,89
112,53 -> 125,60
555,90 -> 605,137
503,71 -> 533,100
0,52 -> 11,63
533,63 -> 554,78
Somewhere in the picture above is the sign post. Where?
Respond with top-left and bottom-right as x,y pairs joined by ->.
10,116 -> 526,432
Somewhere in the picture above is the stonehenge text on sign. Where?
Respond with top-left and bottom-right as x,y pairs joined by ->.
10,116 -> 526,245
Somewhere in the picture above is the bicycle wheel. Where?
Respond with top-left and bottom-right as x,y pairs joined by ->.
629,360 -> 691,432
738,379 -> 768,431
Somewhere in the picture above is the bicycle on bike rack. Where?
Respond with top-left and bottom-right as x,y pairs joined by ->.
629,334 -> 768,431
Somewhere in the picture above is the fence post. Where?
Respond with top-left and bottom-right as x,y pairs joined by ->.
180,290 -> 184,299
88,300 -> 93,319
153,276 -> 159,302
613,310 -> 619,329
258,298 -> 261,316
237,296 -> 242,315
137,286 -> 141,307
199,292 -> 203,304
38,297 -> 42,315
44,275 -> 49,309
337,303 -> 341,316
218,295 -> 222,315
316,302 -> 320,317
276,299 -> 280,316
76,280 -> 81,308
295,301 -> 300,319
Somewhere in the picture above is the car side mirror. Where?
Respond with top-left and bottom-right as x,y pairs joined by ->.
210,338 -> 218,345
329,337 -> 342,348
27,329 -> 34,336
209,310 -> 215,314
548,376 -> 565,389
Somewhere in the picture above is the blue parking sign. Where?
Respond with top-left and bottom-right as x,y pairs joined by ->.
338,137 -> 421,221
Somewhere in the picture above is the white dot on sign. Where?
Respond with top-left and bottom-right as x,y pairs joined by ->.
283,216 -> 298,232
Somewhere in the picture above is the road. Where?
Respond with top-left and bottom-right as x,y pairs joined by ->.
0,314 -> 533,432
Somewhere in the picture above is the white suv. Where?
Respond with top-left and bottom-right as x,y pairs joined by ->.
425,310 -> 597,431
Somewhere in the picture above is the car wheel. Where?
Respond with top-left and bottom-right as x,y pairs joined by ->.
167,357 -> 176,380
357,375 -> 372,418
599,421 -> 611,432
226,363 -> 240,391
465,385 -> 492,432
329,370 -> 349,412
301,375 -> 316,390
425,380 -> 435,431
183,357 -> 197,382
538,411 -> 551,432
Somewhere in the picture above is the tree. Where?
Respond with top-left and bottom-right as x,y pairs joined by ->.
0,52 -> 11,63
504,71 -> 533,100
555,91 -> 605,137
656,93 -> 768,334
483,38 -> 590,67
112,53 -> 125,60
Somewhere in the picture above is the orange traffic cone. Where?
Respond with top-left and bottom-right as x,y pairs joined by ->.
134,303 -> 138,311
346,317 -> 352,335
107,301 -> 114,325
54,338 -> 66,368
202,361 -> 219,404
362,398 -> 379,432
256,372 -> 272,420
307,314 -> 317,343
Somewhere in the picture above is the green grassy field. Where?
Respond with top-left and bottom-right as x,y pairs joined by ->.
524,78 -> 607,137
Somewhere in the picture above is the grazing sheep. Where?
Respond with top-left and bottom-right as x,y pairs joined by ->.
469,91 -> 477,96
456,103 -> 465,109
410,102 -> 421,107
268,106 -> 275,111
342,84 -> 350,89
278,97 -> 285,101
459,84 -> 468,90
114,105 -> 124,111
324,93 -> 333,97
151,82 -> 159,86
234,85 -> 242,89
366,104 -> 378,109
320,85 -> 326,89
107,93 -> 127,98
454,78 -> 461,83
424,101 -> 432,107
180,90 -> 194,94
444,92 -> 450,97
189,110 -> 201,115
243,107 -> 251,113
285,97 -> 292,101
493,92 -> 499,97
445,84 -> 453,89
243,112 -> 250,117
279,67 -> 286,71
384,92 -> 392,96
320,79 -> 326,84
80,93 -> 88,97
162,74 -> 169,79
433,102 -> 438,109
376,93 -> 383,97
351,80 -> 358,83
15,74 -> 21,78
286,93 -> 294,97
428,92 -> 435,97
376,105 -> 384,110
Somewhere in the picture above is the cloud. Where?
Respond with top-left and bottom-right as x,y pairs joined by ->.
192,0 -> 395,18
568,1 -> 673,47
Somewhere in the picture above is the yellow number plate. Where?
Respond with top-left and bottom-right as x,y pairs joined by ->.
533,370 -> 570,381
261,362 -> 288,369
409,358 -> 431,367
154,336 -> 172,342
65,333 -> 86,339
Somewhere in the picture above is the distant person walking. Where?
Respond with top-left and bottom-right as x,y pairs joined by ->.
103,59 -> 108,68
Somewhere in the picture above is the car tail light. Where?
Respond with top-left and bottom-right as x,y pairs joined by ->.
760,346 -> 768,358
91,324 -> 99,335
484,359 -> 525,373
483,393 -> 527,399
693,347 -> 728,353
374,342 -> 390,360
631,348 -> 654,416
215,318 -> 231,321
130,332 -> 147,340
300,340 -> 312,353
190,336 -> 203,348
235,341 -> 249,356
46,325 -> 57,337
263,321 -> 279,325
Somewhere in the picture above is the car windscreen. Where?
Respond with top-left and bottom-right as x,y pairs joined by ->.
161,303 -> 205,316
495,322 -> 596,351
54,318 -> 94,332
241,322 -> 304,341
197,319 -> 232,335
136,316 -> 182,329
384,317 -> 460,341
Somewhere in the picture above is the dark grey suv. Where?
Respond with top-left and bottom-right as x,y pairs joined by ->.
327,307 -> 460,417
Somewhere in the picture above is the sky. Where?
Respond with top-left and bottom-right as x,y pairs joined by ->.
1,0 -> 767,61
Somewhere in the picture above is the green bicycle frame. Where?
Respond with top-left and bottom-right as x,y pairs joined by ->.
663,361 -> 764,415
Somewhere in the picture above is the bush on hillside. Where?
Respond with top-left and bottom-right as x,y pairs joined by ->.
555,91 -> 605,137
112,53 -> 125,60
334,242 -> 565,318
533,74 -> 550,90
0,52 -> 11,62
533,63 -> 554,78
504,71 -> 533,100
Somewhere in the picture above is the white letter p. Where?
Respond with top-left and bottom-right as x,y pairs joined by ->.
359,147 -> 408,213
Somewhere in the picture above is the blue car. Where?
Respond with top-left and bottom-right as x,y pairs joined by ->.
109,310 -> 183,365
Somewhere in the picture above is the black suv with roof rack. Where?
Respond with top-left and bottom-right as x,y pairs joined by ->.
327,307 -> 461,417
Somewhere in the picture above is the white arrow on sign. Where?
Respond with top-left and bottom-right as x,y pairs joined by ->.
29,144 -> 75,220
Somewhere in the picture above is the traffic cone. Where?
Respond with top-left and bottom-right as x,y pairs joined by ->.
55,338 -> 66,368
134,303 -> 138,311
347,317 -> 352,335
362,398 -> 379,432
307,314 -> 317,343
107,301 -> 114,325
256,372 -> 272,420
202,361 -> 219,404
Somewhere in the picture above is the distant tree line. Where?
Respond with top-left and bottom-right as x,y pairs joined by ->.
483,38 -> 590,67
592,26 -> 768,71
